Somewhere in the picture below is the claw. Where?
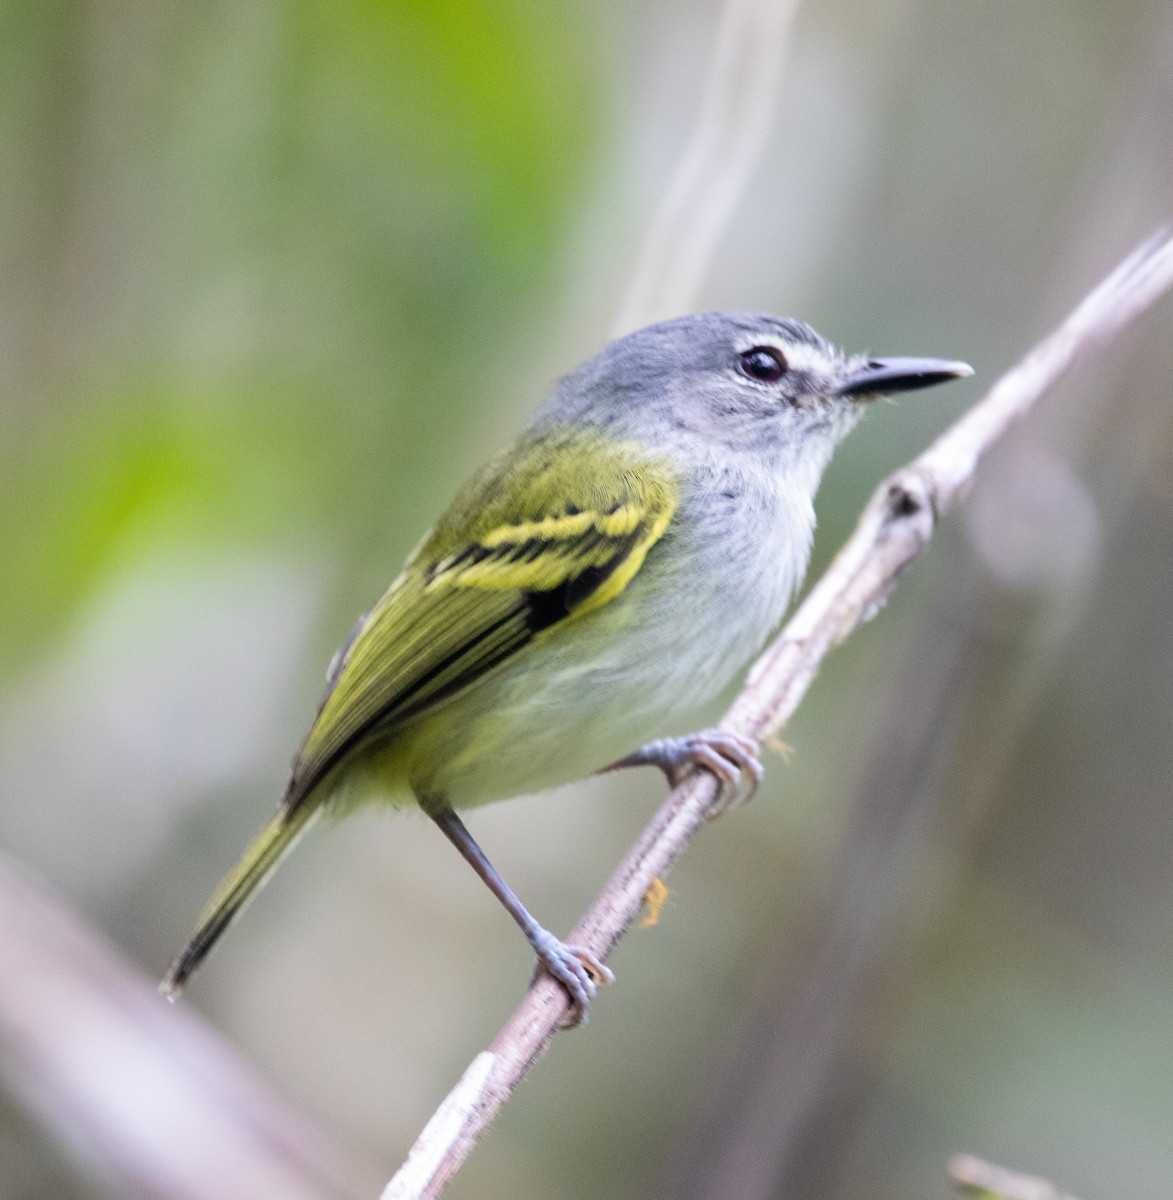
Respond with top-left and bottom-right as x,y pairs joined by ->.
529,929 -> 614,1027
603,728 -> 764,819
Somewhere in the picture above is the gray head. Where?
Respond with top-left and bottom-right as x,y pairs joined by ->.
537,312 -> 971,472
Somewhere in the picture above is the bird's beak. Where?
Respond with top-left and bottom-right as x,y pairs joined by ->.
835,356 -> 974,400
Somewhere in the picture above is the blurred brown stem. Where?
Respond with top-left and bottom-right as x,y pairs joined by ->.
612,0 -> 800,334
382,225 -> 1173,1197
0,851 -> 380,1200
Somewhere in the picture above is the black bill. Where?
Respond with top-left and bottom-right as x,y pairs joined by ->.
836,356 -> 974,399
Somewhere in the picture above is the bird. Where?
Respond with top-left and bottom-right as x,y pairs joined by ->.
162,312 -> 971,1022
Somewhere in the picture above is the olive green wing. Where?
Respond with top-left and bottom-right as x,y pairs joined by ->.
286,434 -> 677,807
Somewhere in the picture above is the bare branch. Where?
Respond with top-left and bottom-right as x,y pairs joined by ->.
383,229 -> 1173,1199
950,1153 -> 1083,1200
612,0 -> 800,335
725,227 -> 1173,749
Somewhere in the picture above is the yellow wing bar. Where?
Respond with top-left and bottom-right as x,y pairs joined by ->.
285,435 -> 678,809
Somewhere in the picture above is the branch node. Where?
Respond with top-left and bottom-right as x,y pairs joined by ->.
885,468 -> 938,526
382,213 -> 1173,1200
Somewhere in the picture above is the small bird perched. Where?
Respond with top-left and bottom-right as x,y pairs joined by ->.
162,313 -> 970,1021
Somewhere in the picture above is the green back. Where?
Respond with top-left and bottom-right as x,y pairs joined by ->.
288,432 -> 678,807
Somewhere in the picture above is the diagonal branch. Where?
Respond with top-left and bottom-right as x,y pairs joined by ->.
0,851 -> 380,1200
383,229 -> 1173,1200
724,227 -> 1173,749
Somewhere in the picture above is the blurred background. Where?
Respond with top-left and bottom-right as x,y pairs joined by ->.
2,0 -> 1173,1197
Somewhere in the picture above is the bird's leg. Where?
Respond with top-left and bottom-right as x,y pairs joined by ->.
428,804 -> 613,1026
601,728 -> 764,819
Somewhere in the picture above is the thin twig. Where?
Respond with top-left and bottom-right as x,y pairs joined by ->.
612,0 -> 800,335
950,1153 -> 1083,1200
724,227 -> 1173,749
383,230 -> 1173,1200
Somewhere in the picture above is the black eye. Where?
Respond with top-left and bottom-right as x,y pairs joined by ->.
737,345 -> 788,383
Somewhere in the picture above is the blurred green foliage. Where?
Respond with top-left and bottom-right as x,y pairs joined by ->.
3,2 -> 1173,1200
0,0 -> 596,670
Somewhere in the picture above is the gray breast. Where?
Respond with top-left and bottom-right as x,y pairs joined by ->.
634,457 -> 813,706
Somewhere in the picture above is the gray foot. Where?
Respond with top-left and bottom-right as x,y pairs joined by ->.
529,928 -> 614,1027
604,728 -> 764,819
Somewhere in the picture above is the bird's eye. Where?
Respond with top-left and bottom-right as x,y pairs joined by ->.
737,345 -> 788,383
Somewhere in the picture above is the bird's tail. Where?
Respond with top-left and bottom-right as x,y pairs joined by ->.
160,803 -> 320,999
